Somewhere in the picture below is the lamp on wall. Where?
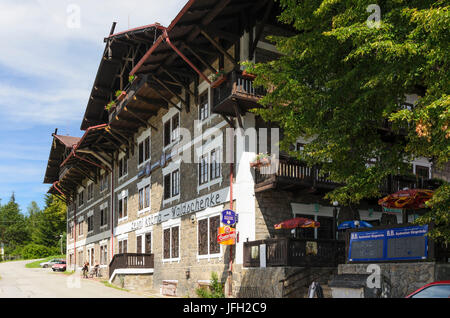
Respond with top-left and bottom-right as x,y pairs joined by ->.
332,201 -> 339,240
185,268 -> 190,280
190,215 -> 196,224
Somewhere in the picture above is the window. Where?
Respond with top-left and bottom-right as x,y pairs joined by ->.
415,165 -> 429,179
100,173 -> 109,192
78,191 -> 84,206
118,239 -> 128,254
138,184 -> 151,212
164,169 -> 180,200
118,196 -> 128,220
296,143 -> 305,152
100,207 -> 108,227
78,251 -> 83,266
199,92 -> 209,121
172,170 -> 180,197
118,158 -> 128,179
163,112 -> 180,147
78,221 -> 83,236
145,233 -> 152,254
139,136 -> 150,165
163,226 -> 179,260
199,155 -> 209,185
87,183 -> 94,202
198,149 -> 222,188
100,245 -> 108,265
198,215 -> 220,257
210,149 -> 221,180
87,215 -> 94,233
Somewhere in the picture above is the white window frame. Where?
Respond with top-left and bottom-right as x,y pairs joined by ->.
163,107 -> 181,151
117,189 -> 128,223
99,202 -> 108,230
86,182 -> 94,202
137,178 -> 151,215
195,82 -> 218,129
118,236 -> 128,254
136,227 -> 153,254
87,210 -> 94,234
78,188 -> 84,207
118,153 -> 128,181
196,136 -> 223,193
162,160 -> 181,206
162,218 -> 181,263
196,206 -> 223,261
100,170 -> 109,193
137,129 -> 151,168
100,242 -> 108,266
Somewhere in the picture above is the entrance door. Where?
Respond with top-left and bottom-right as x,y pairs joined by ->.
145,233 -> 152,254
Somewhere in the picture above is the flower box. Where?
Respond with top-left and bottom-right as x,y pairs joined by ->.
211,75 -> 227,88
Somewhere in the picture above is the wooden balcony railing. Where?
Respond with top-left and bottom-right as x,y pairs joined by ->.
212,71 -> 265,116
254,157 -> 435,194
243,238 -> 346,268
109,253 -> 154,278
254,157 -> 339,192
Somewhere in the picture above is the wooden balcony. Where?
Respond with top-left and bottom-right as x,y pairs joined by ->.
254,157 -> 340,193
109,253 -> 154,279
212,70 -> 265,117
254,157 -> 436,194
243,238 -> 346,268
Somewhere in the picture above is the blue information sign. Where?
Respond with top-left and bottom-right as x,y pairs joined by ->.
221,209 -> 237,225
348,225 -> 428,262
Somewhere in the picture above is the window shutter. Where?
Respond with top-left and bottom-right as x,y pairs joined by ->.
198,219 -> 208,255
163,229 -> 171,259
209,216 -> 220,254
171,226 -> 179,258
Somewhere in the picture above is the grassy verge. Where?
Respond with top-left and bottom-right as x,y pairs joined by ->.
101,280 -> 129,292
25,255 -> 65,268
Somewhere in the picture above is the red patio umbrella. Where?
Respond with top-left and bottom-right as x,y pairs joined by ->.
274,217 -> 320,230
378,189 -> 434,210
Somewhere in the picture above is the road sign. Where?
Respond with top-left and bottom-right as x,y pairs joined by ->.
221,209 -> 237,225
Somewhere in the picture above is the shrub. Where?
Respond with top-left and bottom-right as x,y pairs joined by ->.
195,272 -> 225,298
20,244 -> 54,259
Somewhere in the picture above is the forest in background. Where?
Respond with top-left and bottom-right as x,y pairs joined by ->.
0,194 -> 66,261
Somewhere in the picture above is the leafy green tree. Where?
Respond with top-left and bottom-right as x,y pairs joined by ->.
26,201 -> 42,243
245,0 -> 449,241
33,195 -> 66,249
0,194 -> 29,254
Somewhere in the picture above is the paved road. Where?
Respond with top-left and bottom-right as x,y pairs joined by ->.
0,259 -> 146,298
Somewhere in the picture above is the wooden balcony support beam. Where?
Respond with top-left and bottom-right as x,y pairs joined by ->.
152,75 -> 187,108
160,66 -> 196,98
181,43 -> 217,74
199,29 -> 238,69
122,106 -> 158,132
132,94 -> 168,108
250,0 -> 274,60
144,82 -> 182,111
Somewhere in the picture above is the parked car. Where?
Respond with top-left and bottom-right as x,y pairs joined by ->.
406,281 -> 450,298
51,260 -> 66,272
40,258 -> 63,268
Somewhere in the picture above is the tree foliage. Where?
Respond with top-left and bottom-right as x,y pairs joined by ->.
0,195 -> 29,254
244,0 -> 449,241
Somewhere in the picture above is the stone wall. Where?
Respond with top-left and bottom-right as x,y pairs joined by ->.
338,262 -> 440,298
112,273 -> 153,292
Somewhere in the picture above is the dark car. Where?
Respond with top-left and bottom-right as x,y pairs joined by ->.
406,281 -> 450,298
51,260 -> 67,272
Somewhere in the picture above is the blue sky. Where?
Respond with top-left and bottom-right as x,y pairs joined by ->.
0,0 -> 187,214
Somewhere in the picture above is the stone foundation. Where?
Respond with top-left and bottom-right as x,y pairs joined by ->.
338,262 -> 450,298
111,273 -> 153,292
